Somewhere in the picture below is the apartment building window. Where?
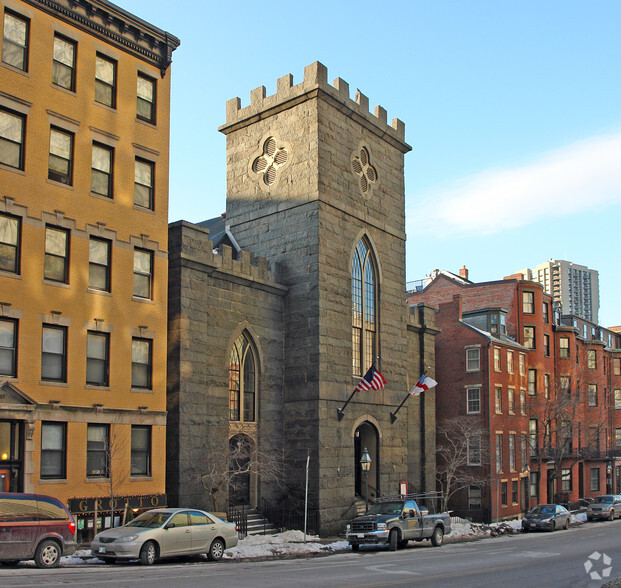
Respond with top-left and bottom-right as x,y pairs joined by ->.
616,428 -> 621,448
508,388 -> 515,414
468,486 -> 482,510
87,423 -> 109,478
559,337 -> 570,358
530,471 -> 539,499
467,435 -> 482,466
520,389 -> 526,415
0,318 -> 17,377
41,325 -> 66,382
465,347 -> 480,372
0,213 -> 21,273
522,291 -> 534,314
466,387 -> 481,414
2,10 -> 29,71
131,425 -> 151,476
133,248 -> 153,299
615,390 -> 621,410
588,384 -> 598,407
543,334 -> 550,357
528,369 -> 537,396
507,351 -> 514,374
48,127 -> 73,185
591,468 -> 600,492
95,53 -> 116,108
494,347 -> 501,372
131,338 -> 152,389
543,302 -> 549,324
529,419 -> 538,457
560,376 -> 570,396
137,73 -> 156,123
501,481 -> 507,506
524,326 -> 535,349
512,480 -> 518,504
519,354 -> 525,376
40,422 -> 66,479
88,238 -> 111,292
52,34 -> 76,91
589,426 -> 600,451
587,349 -> 597,370
509,434 -> 516,471
134,158 -> 154,210
495,386 -> 502,413
86,331 -> 109,386
91,143 -> 114,197
0,108 -> 25,170
496,434 -> 503,473
561,468 -> 572,492
44,226 -> 69,283
614,359 -> 621,376
544,373 -> 550,398
521,434 -> 527,470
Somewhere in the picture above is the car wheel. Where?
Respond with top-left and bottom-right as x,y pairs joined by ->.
431,526 -> 444,547
609,510 -> 615,521
389,529 -> 399,551
207,538 -> 225,561
34,539 -> 61,569
140,541 -> 158,566
587,516 -> 593,522
398,539 -> 409,549
350,543 -> 360,552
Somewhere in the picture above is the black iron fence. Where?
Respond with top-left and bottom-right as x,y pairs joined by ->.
227,505 -> 248,537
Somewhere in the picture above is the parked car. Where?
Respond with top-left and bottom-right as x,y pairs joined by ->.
91,508 -> 238,565
0,492 -> 77,568
522,504 -> 570,532
586,495 -> 621,521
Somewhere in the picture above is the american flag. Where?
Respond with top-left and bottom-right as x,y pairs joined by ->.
356,365 -> 387,392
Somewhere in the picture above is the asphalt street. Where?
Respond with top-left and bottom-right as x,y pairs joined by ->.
1,519 -> 621,587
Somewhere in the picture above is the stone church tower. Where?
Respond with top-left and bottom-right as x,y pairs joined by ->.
167,62 -> 437,535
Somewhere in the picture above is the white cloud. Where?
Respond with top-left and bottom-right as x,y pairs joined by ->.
409,132 -> 621,236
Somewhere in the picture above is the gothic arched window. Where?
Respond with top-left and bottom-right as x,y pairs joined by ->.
229,332 -> 257,422
352,237 -> 377,376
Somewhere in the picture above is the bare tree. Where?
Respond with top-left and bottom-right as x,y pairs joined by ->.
190,438 -> 285,513
436,417 -> 491,512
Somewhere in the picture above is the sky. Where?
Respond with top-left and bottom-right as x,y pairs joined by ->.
119,0 -> 620,327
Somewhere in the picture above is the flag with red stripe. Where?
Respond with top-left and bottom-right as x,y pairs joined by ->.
355,365 -> 387,392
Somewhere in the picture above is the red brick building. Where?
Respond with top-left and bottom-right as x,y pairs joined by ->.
409,270 -> 621,522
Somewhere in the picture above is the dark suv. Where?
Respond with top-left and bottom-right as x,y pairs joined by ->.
0,492 -> 77,568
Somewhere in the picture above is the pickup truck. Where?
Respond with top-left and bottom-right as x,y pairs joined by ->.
346,494 -> 451,551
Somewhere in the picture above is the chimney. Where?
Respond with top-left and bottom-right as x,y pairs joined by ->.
459,265 -> 469,280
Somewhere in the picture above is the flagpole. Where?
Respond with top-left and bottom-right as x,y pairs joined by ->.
337,361 -> 378,421
391,369 -> 427,423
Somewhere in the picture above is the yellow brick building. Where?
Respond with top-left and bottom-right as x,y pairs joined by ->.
0,0 -> 179,538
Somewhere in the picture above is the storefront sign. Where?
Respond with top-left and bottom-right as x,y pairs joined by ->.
69,494 -> 166,514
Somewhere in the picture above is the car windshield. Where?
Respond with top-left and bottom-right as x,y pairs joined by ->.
367,502 -> 403,516
531,506 -> 555,515
596,496 -> 614,504
126,512 -> 171,528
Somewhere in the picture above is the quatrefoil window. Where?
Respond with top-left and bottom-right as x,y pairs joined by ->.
252,137 -> 289,186
351,146 -> 377,197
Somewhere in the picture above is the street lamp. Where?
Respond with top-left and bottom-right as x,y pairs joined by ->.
360,447 -> 371,513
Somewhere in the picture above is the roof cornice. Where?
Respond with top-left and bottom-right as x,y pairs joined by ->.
24,0 -> 180,76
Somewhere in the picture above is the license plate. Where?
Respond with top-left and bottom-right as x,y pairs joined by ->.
356,534 -> 365,538
98,546 -> 106,553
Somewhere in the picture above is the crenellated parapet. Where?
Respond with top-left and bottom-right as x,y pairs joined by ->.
168,221 -> 286,295
219,61 -> 410,153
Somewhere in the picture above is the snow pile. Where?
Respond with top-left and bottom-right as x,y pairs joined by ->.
225,530 -> 348,559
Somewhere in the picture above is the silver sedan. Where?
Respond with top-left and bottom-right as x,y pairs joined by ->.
91,508 -> 238,565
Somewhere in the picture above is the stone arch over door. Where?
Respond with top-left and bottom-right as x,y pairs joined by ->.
229,433 -> 255,507
353,419 -> 380,503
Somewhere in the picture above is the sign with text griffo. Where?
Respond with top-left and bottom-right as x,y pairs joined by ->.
69,494 -> 167,514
